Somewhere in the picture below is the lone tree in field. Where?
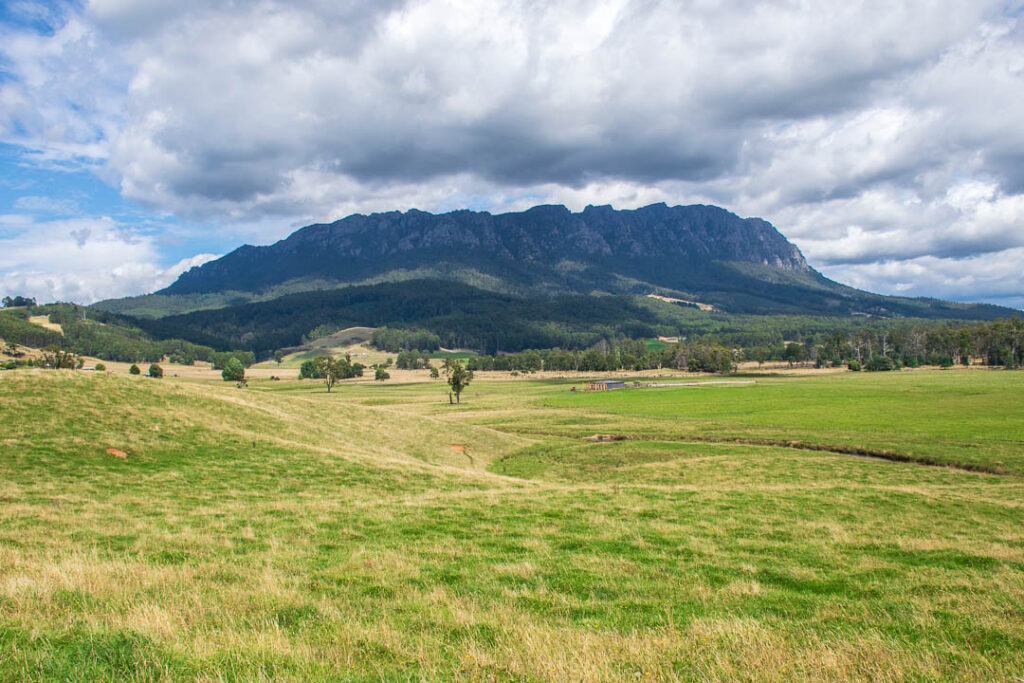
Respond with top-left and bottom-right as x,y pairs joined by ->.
222,357 -> 245,382
442,358 -> 473,404
374,367 -> 390,381
148,363 -> 163,378
314,355 -> 352,392
129,363 -> 141,375
273,349 -> 285,365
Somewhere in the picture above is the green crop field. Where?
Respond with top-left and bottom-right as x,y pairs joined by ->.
1,368 -> 1022,681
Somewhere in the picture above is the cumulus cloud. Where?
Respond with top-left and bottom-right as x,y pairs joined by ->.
0,0 -> 1022,306
0,215 -> 218,303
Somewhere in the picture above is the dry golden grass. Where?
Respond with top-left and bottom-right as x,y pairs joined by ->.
27,315 -> 63,333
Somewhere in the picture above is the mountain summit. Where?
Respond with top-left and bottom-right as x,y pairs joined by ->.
164,203 -> 810,300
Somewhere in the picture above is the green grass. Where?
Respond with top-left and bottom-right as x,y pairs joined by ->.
1,368 -> 1022,681
540,370 -> 1024,474
643,338 -> 674,350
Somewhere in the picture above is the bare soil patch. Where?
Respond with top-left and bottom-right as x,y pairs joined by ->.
582,434 -> 628,442
28,316 -> 63,334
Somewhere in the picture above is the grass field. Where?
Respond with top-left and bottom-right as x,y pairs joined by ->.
1,368 -> 1022,681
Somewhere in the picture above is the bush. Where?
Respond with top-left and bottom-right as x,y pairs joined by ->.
94,363 -> 106,371
148,363 -> 164,378
865,355 -> 895,372
847,360 -> 862,372
222,357 -> 245,382
374,367 -> 390,381
129,364 -> 141,375
298,359 -> 323,379
924,352 -> 954,368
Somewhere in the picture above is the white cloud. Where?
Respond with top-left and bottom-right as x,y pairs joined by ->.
0,216 -> 218,303
0,0 -> 1022,306
825,248 -> 1024,310
12,195 -> 80,215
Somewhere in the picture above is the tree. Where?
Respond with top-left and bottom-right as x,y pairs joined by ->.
273,349 -> 285,365
298,359 -> 323,379
94,363 -> 106,371
314,355 -> 352,392
375,367 -> 390,381
2,295 -> 36,308
222,357 -> 245,382
148,363 -> 164,378
41,345 -> 76,369
442,359 -> 474,404
429,366 -> 440,379
129,363 -> 141,375
784,342 -> 807,367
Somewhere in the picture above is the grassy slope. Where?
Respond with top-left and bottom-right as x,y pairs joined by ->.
0,369 -> 1022,681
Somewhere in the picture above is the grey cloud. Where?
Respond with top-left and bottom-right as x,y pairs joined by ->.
96,0 -> 1011,204
69,227 -> 90,246
822,248 -> 1024,309
2,0 -> 1024,306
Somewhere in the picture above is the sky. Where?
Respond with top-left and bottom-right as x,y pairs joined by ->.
1,0 -> 1023,309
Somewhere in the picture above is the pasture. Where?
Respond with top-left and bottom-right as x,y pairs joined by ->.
0,368 -> 1022,681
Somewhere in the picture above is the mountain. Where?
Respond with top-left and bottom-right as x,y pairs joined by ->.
99,203 -> 1016,320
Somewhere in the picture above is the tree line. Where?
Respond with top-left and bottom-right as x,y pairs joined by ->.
456,317 -> 1023,374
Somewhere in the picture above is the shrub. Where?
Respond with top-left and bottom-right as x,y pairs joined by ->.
129,364 -> 141,375
148,363 -> 164,378
865,355 -> 894,372
847,360 -> 862,372
375,367 -> 390,381
222,357 -> 245,382
925,352 -> 954,368
94,363 -> 106,371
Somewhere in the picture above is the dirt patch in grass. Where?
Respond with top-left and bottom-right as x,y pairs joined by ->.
582,434 -> 628,442
105,448 -> 128,459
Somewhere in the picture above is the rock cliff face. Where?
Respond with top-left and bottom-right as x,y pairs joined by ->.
161,203 -> 811,297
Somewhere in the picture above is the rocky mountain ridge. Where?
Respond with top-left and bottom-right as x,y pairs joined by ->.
162,203 -> 810,298
93,202 -> 1015,321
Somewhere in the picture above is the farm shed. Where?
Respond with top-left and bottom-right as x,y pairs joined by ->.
586,380 -> 626,391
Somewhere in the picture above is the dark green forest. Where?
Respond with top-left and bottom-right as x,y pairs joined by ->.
2,283 -> 1020,373
128,280 -> 1023,364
